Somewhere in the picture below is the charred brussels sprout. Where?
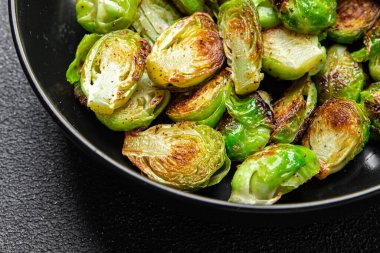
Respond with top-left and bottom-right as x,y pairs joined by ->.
81,30 -> 150,115
122,122 -> 231,191
96,73 -> 170,131
256,0 -> 280,30
76,0 -> 139,34
360,83 -> 380,138
166,70 -> 229,127
171,0 -> 206,15
263,27 -> 326,80
229,144 -> 320,205
132,0 -> 181,45
314,45 -> 365,104
271,75 -> 317,144
66,34 -> 102,85
274,0 -> 336,35
146,12 -> 225,89
302,98 -> 370,180
366,19 -> 380,82
218,0 -> 264,95
217,82 -> 273,162
328,0 -> 380,44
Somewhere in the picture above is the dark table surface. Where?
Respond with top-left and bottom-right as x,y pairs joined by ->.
1,1 -> 380,252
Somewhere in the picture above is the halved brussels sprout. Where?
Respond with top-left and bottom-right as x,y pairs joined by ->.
328,0 -> 380,44
360,83 -> 380,138
262,27 -> 326,80
314,45 -> 365,104
274,0 -> 337,35
256,0 -> 280,30
76,0 -> 139,34
271,75 -> 317,144
217,82 -> 273,162
122,122 -> 231,191
229,144 -> 320,205
166,70 -> 229,127
96,73 -> 170,131
146,12 -> 225,89
302,98 -> 370,180
132,0 -> 181,45
66,34 -> 102,85
171,0 -> 205,15
367,19 -> 380,82
218,0 -> 264,95
81,30 -> 150,115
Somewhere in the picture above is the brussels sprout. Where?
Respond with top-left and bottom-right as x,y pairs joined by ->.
256,0 -> 280,30
271,75 -> 317,144
96,73 -> 170,131
328,0 -> 380,44
81,30 -> 150,115
122,122 -> 231,191
360,83 -> 380,138
218,0 -> 264,95
66,34 -> 102,85
229,144 -> 320,205
217,82 -> 273,162
302,98 -> 370,180
146,12 -> 225,89
171,0 -> 205,15
366,19 -> 380,82
314,45 -> 365,104
274,0 -> 336,35
166,70 -> 229,127
132,0 -> 181,45
76,0 -> 139,34
262,27 -> 326,80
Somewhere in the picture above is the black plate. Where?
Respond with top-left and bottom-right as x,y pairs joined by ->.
9,0 -> 380,217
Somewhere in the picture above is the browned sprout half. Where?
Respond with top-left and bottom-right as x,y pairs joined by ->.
122,122 -> 231,191
302,98 -> 370,180
146,12 -> 225,90
328,0 -> 380,44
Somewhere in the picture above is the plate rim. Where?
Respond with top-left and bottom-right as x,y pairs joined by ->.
8,0 -> 380,214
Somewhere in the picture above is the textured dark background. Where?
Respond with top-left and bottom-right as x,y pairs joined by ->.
1,1 -> 380,252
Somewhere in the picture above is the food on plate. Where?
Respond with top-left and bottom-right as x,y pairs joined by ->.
360,83 -> 380,139
122,122 -> 231,191
166,70 -> 229,127
229,144 -> 320,205
146,12 -> 225,89
328,0 -> 380,44
76,0 -> 139,33
313,44 -> 365,104
302,98 -> 370,180
262,27 -> 326,80
217,81 -> 273,162
271,75 -> 317,144
218,0 -> 264,95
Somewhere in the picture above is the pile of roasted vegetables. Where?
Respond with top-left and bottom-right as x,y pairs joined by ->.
67,0 -> 380,205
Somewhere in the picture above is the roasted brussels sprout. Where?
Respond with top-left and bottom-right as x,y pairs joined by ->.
166,70 -> 229,127
229,144 -> 320,205
217,82 -> 273,162
66,34 -> 102,85
171,0 -> 206,15
328,0 -> 380,44
314,45 -> 365,104
262,27 -> 326,80
302,98 -> 370,180
274,0 -> 336,35
146,12 -> 225,89
218,0 -> 264,95
366,19 -> 380,82
132,0 -> 181,45
271,75 -> 317,144
360,83 -> 380,138
81,30 -> 150,115
76,0 -> 139,34
256,0 -> 280,30
122,122 -> 231,191
96,73 -> 170,131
